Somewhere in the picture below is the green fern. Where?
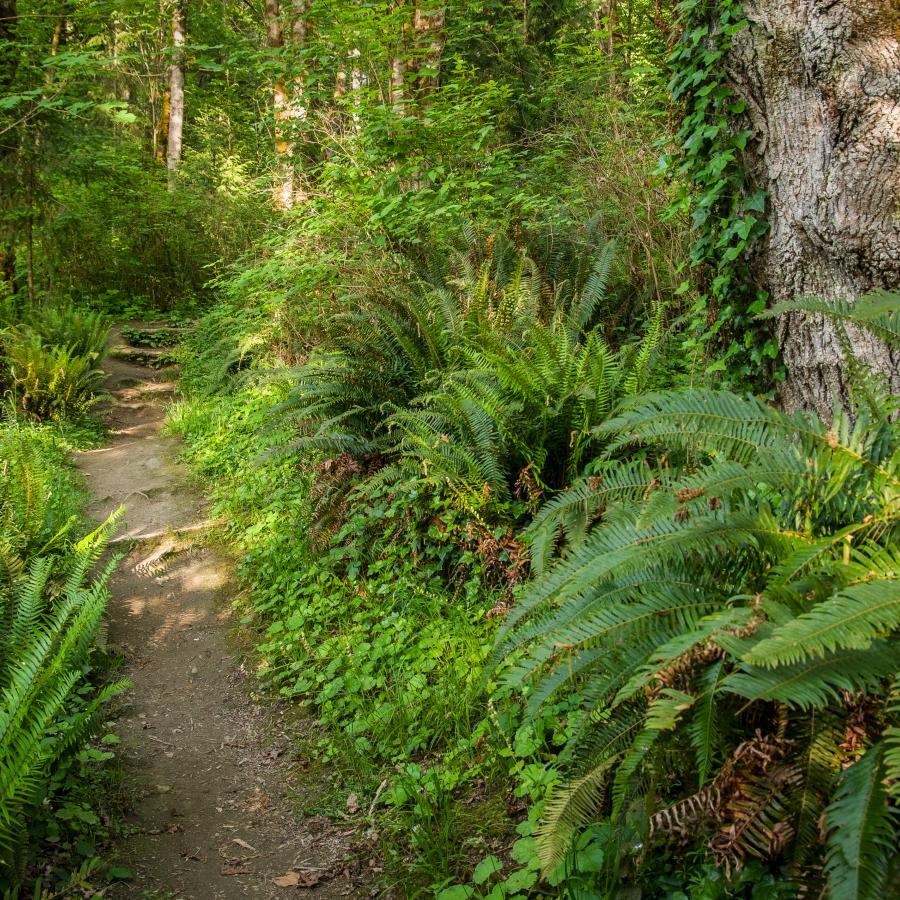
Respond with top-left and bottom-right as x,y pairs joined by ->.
496,297 -> 900,885
824,744 -> 898,900
0,512 -> 127,879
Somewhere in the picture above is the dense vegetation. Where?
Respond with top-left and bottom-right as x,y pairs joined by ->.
0,306 -> 125,891
1,0 -> 898,896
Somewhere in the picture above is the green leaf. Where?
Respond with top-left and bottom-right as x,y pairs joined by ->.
473,855 -> 503,885
824,744 -> 897,900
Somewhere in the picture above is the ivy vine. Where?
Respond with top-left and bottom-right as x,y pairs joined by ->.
662,0 -> 778,391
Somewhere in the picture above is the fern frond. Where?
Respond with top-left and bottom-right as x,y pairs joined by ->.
824,743 -> 898,900
745,579 -> 900,666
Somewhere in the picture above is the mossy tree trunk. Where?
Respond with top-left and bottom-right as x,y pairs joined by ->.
726,1 -> 900,417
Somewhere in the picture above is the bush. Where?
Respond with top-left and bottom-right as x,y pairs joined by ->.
2,331 -> 105,420
0,420 -> 86,588
26,303 -> 110,360
494,294 -> 900,894
0,516 -> 127,887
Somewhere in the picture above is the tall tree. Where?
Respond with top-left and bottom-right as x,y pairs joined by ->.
288,0 -> 309,202
390,2 -> 409,113
410,3 -> 445,98
0,0 -> 19,288
725,1 -> 900,416
165,0 -> 187,188
265,0 -> 293,209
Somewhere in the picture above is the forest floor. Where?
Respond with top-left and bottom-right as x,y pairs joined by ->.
76,328 -> 363,899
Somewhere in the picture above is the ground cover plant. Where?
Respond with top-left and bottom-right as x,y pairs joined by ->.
0,418 -> 127,893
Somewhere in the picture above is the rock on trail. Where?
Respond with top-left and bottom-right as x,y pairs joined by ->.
76,327 -> 359,899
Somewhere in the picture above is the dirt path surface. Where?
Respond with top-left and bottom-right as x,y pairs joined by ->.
77,330 -> 360,899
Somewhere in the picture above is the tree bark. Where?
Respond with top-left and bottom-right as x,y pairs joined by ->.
411,4 -> 445,97
390,3 -> 410,114
265,0 -> 293,209
724,1 -> 900,418
289,0 -> 309,202
165,0 -> 187,189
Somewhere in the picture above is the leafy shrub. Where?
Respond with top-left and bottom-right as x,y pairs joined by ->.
494,295 -> 900,894
277,224 -> 664,527
2,331 -> 105,420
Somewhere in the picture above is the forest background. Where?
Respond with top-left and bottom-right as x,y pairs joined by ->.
1,0 -> 899,897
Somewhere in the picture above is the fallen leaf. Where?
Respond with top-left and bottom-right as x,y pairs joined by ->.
347,793 -> 359,815
232,838 -> 258,853
273,870 -> 328,888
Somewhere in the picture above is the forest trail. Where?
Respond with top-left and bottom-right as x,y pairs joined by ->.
76,328 -> 359,899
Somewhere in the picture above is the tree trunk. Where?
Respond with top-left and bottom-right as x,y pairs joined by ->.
289,0 -> 309,203
157,73 -> 170,163
265,0 -> 293,209
390,3 -> 410,114
724,1 -> 900,418
165,0 -> 187,189
411,4 -> 445,97
390,56 -> 406,112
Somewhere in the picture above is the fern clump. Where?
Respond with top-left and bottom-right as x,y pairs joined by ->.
495,295 -> 900,894
275,221 -> 664,526
0,513 -> 127,887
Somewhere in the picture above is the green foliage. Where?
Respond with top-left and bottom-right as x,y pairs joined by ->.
1,331 -> 105,421
0,419 -> 84,589
0,301 -> 109,421
24,304 -> 109,360
0,498 -> 125,889
276,223 -> 666,527
662,0 -> 774,389
495,298 -> 900,891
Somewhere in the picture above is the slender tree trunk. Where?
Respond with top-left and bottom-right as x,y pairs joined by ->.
165,0 -> 187,189
289,0 -> 309,202
265,0 -> 293,209
0,0 -> 19,296
411,4 -> 445,98
390,3 -> 410,114
157,72 -> 170,163
724,1 -> 900,417
23,150 -> 34,308
390,56 -> 406,112
50,3 -> 66,56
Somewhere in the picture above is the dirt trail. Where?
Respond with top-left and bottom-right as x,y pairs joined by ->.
77,329 -> 359,899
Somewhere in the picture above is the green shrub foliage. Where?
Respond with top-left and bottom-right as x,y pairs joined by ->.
495,295 -> 900,894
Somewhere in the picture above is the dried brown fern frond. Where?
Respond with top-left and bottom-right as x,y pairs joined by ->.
651,730 -> 798,875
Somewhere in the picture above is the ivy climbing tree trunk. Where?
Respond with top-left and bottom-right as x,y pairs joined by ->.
165,0 -> 186,189
725,1 -> 900,417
